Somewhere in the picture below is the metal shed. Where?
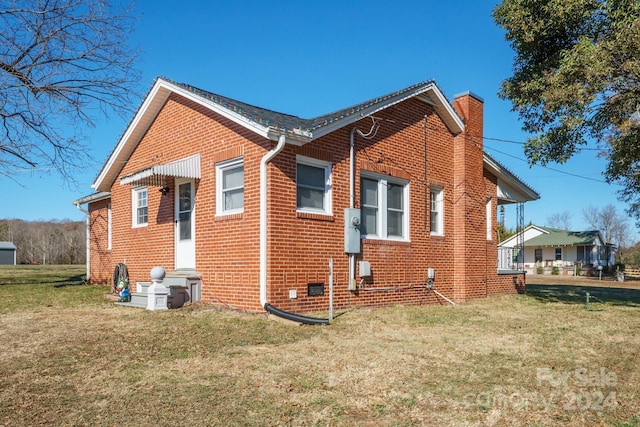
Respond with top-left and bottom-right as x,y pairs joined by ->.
0,242 -> 17,265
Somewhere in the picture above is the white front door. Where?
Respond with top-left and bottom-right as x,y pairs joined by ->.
175,178 -> 195,270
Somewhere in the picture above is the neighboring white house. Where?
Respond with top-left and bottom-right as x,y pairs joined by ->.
498,225 -> 615,274
0,242 -> 17,265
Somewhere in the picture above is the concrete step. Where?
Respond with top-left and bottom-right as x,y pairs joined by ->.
130,292 -> 147,306
114,293 -> 146,309
114,270 -> 203,309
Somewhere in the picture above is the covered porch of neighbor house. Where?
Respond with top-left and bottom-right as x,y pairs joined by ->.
485,153 -> 539,276
498,226 -> 616,277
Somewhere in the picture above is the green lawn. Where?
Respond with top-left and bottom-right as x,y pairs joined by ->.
0,265 -> 638,426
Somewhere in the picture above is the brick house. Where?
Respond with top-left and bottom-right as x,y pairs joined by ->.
73,77 -> 538,319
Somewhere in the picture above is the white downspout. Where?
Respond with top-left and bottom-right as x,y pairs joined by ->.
74,202 -> 90,282
349,128 -> 356,287
260,134 -> 287,308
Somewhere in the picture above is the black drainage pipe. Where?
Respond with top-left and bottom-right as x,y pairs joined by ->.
264,303 -> 329,325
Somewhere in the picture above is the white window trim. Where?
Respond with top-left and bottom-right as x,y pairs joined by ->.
430,186 -> 444,236
486,197 -> 492,241
296,155 -> 332,216
216,157 -> 244,216
132,186 -> 148,228
360,171 -> 410,241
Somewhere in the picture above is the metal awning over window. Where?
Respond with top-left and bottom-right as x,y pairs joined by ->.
120,154 -> 201,186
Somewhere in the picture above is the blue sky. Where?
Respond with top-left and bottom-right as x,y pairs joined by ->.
2,1 -> 637,241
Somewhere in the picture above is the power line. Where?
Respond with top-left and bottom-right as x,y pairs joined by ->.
371,114 -> 615,185
484,144 -> 614,184
482,135 -> 602,151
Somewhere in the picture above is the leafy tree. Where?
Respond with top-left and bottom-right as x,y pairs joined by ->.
0,0 -> 140,182
493,0 -> 640,224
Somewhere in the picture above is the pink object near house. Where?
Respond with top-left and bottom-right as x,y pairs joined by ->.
73,77 -> 539,315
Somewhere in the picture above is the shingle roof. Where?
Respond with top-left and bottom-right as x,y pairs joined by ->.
167,78 -> 437,135
524,226 -> 601,247
169,80 -> 308,134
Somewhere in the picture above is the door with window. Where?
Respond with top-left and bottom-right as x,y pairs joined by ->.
175,178 -> 195,270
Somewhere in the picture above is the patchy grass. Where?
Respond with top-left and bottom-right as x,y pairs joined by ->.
0,266 -> 639,426
0,264 -> 86,286
527,284 -> 640,307
0,265 -> 99,314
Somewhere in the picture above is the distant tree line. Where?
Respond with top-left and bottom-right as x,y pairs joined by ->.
0,219 -> 85,265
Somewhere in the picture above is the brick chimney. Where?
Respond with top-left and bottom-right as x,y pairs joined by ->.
451,92 -> 487,302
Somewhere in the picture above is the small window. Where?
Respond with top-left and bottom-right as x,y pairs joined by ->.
430,187 -> 444,236
216,157 -> 244,215
296,156 -> 332,215
132,187 -> 148,227
555,247 -> 562,261
360,173 -> 409,240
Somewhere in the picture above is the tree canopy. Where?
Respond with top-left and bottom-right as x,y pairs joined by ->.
0,0 -> 140,182
493,0 -> 640,224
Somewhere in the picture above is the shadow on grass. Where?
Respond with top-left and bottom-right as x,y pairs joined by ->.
52,274 -> 87,288
526,284 -> 640,307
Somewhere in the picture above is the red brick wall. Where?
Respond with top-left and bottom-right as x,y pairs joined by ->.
88,90 -> 523,312
94,93 -> 273,311
88,199 -> 112,285
450,93 -> 485,301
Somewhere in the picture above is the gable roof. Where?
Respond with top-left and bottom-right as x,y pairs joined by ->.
92,78 -> 465,192
89,77 -> 538,204
501,225 -> 603,248
525,226 -> 603,247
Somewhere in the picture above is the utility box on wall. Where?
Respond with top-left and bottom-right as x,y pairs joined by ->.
344,208 -> 361,253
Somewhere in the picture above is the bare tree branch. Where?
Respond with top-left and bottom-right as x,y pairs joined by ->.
0,0 -> 141,181
546,211 -> 573,230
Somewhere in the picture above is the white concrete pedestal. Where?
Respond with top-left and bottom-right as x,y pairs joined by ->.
146,266 -> 168,311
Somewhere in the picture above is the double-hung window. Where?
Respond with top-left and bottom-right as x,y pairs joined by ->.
216,157 -> 244,215
360,173 -> 409,240
430,187 -> 444,236
132,187 -> 148,227
296,156 -> 332,215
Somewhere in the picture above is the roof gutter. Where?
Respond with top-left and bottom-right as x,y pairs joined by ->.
259,133 -> 329,325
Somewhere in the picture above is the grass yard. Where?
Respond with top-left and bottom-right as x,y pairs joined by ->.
0,265 -> 639,426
